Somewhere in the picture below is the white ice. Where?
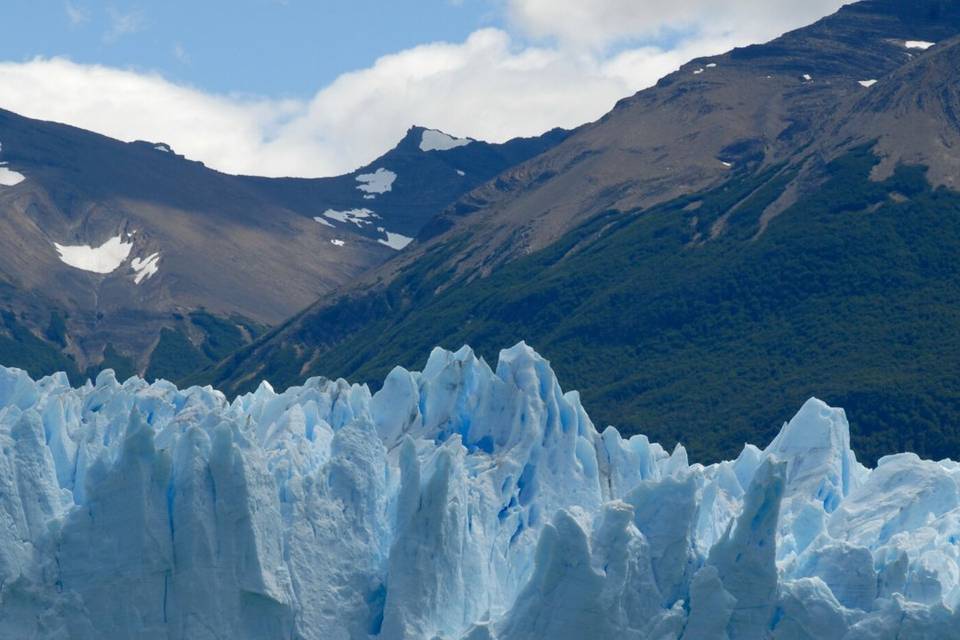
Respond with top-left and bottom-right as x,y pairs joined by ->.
904,40 -> 935,50
859,79 -> 878,87
420,129 -> 472,152
0,344 -> 958,639
331,239 -> 345,246
53,234 -> 133,274
356,168 -> 397,194
313,216 -> 335,228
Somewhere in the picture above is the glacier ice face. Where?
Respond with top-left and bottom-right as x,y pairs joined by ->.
1,344 -> 960,639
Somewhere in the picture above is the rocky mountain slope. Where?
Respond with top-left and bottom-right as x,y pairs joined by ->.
200,0 -> 960,465
400,0 -> 960,274
0,110 -> 566,382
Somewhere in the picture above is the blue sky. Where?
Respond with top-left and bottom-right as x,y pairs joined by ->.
2,1 -> 498,96
0,1 -> 848,177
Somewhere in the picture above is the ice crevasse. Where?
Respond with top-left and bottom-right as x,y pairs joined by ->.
1,342 -> 959,639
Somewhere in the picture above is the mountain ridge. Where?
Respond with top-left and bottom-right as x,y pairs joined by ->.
196,0 -> 960,466
0,109 -> 566,381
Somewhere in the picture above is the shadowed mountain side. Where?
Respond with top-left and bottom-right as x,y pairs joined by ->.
0,110 -> 566,379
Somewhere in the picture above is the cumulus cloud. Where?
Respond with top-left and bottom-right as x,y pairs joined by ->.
1,2 -> 852,178
506,0 -> 851,49
0,57 -> 299,173
0,32 -> 676,178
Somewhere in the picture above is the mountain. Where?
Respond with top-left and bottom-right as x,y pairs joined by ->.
242,125 -> 570,243
405,0 -> 960,269
3,346 -> 960,638
201,0 -> 960,466
0,110 -> 567,383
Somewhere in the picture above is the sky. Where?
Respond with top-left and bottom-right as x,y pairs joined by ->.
0,0 -> 850,177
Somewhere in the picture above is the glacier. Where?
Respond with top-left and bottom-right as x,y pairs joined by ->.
1,343 -> 959,639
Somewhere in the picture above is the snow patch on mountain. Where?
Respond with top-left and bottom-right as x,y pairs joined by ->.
355,168 -> 397,194
0,345 -> 958,639
53,234 -> 133,274
322,208 -> 378,227
330,238 -> 345,246
378,231 -> 414,251
0,166 -> 25,186
130,253 -> 160,284
0,143 -> 25,186
420,129 -> 472,152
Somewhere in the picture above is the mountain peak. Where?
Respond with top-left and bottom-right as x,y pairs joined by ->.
394,125 -> 475,153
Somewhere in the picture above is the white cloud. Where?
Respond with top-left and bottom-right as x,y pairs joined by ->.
0,2 -> 852,178
0,58 -> 300,174
65,1 -> 89,26
0,33 -> 652,178
104,7 -> 145,43
506,0 -> 852,49
173,42 -> 190,64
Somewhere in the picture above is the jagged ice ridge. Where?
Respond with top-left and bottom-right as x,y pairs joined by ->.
1,343 -> 959,639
